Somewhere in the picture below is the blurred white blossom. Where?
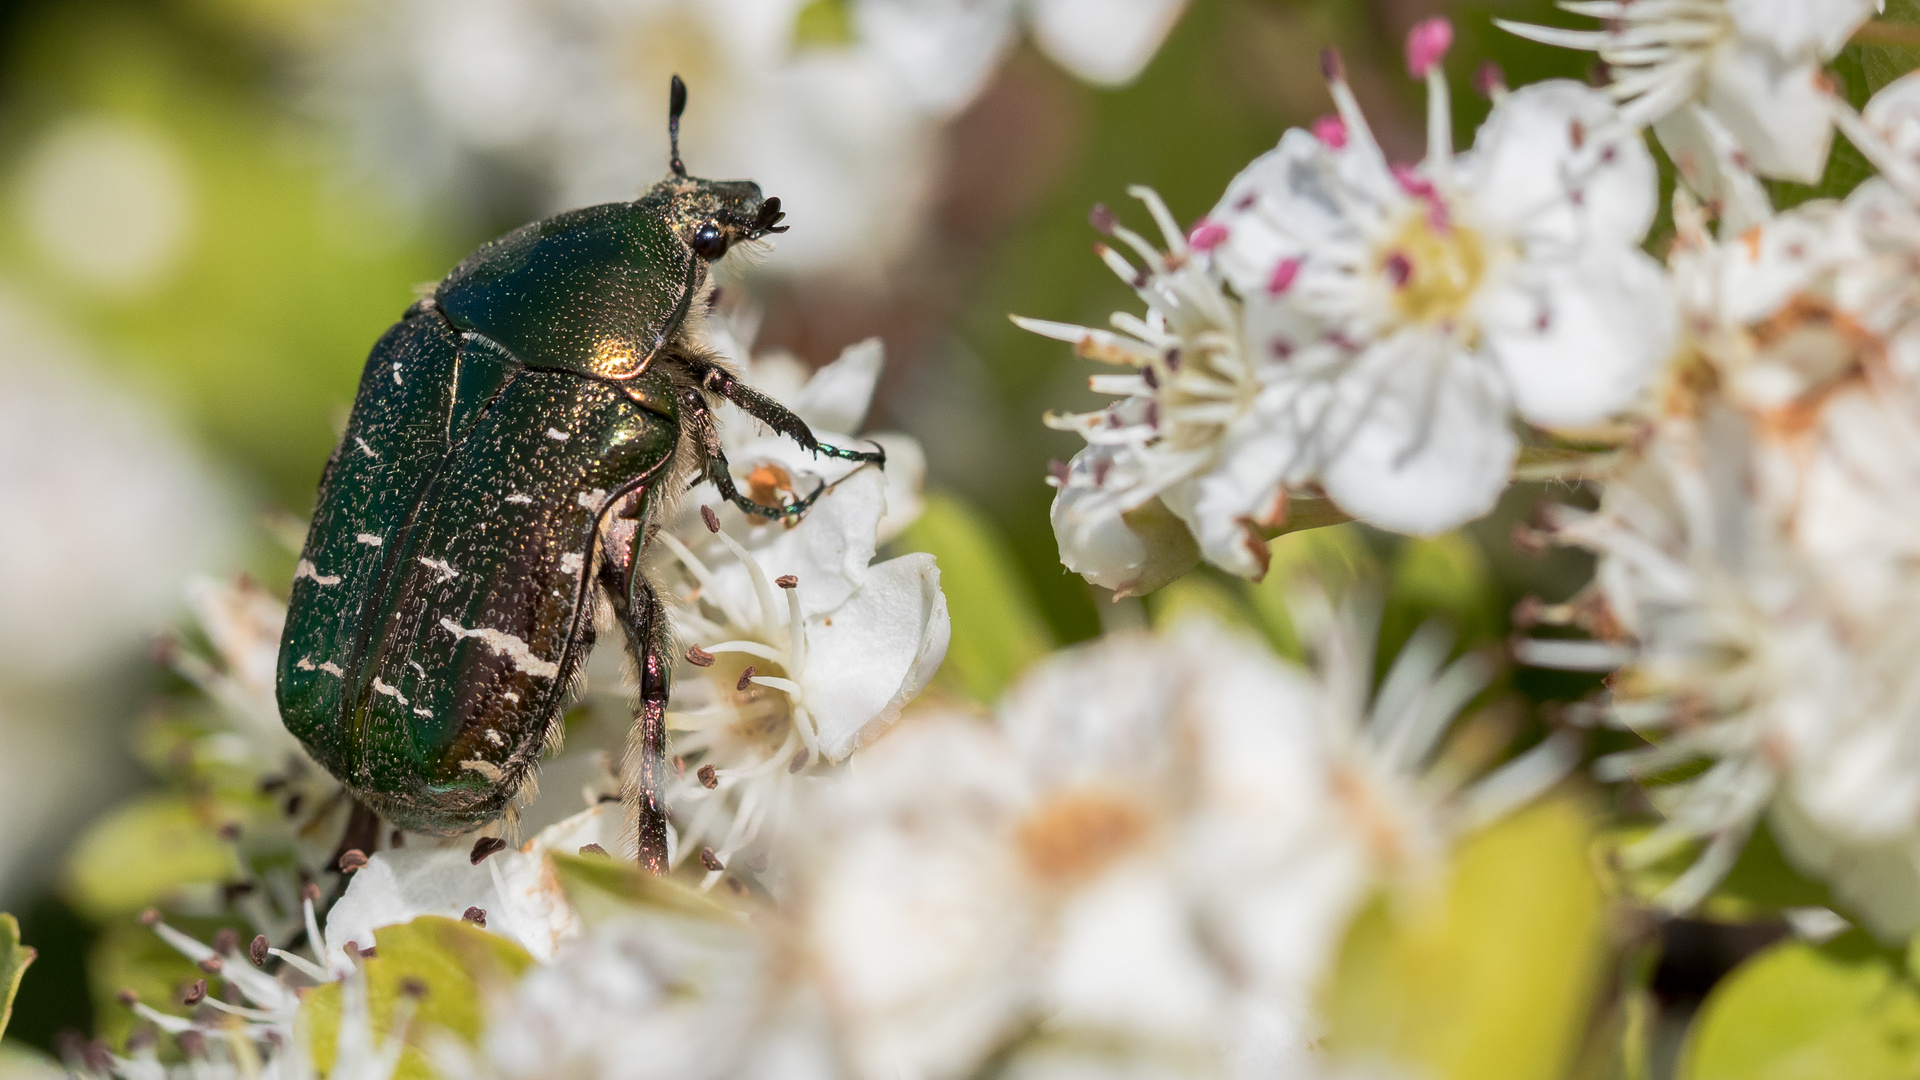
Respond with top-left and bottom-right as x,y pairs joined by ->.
1528,180 -> 1920,938
854,0 -> 1192,113
1501,0 -> 1880,228
798,610 -> 1567,1079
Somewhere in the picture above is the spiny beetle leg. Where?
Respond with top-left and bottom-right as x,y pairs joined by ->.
600,542 -> 672,873
679,386 -> 823,520
813,439 -> 886,466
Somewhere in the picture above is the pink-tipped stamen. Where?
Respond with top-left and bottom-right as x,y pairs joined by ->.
1406,18 -> 1453,78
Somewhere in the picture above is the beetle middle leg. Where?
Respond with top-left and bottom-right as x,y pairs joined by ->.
677,386 -> 833,520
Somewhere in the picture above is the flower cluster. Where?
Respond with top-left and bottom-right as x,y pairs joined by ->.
1029,21 -> 1673,592
1024,5 -> 1920,956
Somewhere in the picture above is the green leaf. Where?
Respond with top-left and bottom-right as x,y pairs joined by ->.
0,1040 -> 64,1080
548,852 -> 739,928
300,916 -> 534,1080
65,794 -> 241,920
1323,796 -> 1608,1080
896,492 -> 1054,703
1681,935 -> 1920,1080
1243,523 -> 1380,661
0,915 -> 34,1043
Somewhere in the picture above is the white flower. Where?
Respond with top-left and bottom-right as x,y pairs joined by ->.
653,468 -> 949,886
1500,0 -> 1880,226
444,906 -> 837,1080
1200,24 -> 1672,535
853,0 -> 1192,113
324,802 -> 627,966
798,610 -> 1569,1079
318,0 -> 937,278
1524,187 -> 1920,933
1022,187 -> 1319,586
101,911 -> 401,1080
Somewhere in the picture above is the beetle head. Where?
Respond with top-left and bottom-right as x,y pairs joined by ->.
648,75 -> 788,264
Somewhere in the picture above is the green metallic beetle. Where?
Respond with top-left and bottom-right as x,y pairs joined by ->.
276,77 -> 879,872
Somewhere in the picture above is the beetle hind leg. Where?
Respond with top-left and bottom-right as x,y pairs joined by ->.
599,537 -> 673,873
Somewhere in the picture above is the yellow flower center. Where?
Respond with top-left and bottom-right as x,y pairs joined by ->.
1378,206 -> 1487,328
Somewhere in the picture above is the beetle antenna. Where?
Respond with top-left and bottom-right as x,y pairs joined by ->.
668,75 -> 688,178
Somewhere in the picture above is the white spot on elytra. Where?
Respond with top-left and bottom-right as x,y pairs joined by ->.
355,437 -> 379,460
485,729 -> 505,747
545,428 -> 570,442
408,660 -> 426,679
299,657 -> 344,677
372,677 -> 409,706
438,618 -> 560,679
294,559 -> 340,586
559,552 -> 584,575
391,362 -> 403,386
356,533 -> 384,547
413,707 -> 433,718
506,493 -> 534,505
502,690 -> 521,703
418,556 -> 459,583
460,759 -> 505,782
576,488 -> 606,509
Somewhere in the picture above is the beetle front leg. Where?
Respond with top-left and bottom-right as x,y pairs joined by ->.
679,388 -> 828,520
679,354 -> 886,466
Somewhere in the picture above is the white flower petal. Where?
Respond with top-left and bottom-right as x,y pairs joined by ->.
870,431 -> 928,542
1207,129 -> 1373,302
1318,338 -> 1517,536
854,0 -> 1018,115
1726,0 -> 1877,61
1463,79 -> 1657,246
1046,863 -> 1224,1039
1482,247 -> 1674,427
1702,44 -> 1833,183
1027,0 -> 1190,86
704,464 -> 888,620
794,337 -> 885,435
802,552 -> 950,759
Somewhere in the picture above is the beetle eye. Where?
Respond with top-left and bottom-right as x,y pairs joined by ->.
690,222 -> 729,261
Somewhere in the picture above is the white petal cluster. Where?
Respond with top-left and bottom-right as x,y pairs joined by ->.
1028,23 -> 1671,591
1526,73 -> 1920,938
649,331 -> 949,883
1501,0 -> 1881,230
795,610 -> 1566,1079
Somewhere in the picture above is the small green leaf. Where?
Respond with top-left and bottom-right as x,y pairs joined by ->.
65,795 -> 241,919
1681,935 -> 1920,1080
1323,796 -> 1608,1080
896,492 -> 1054,702
1244,523 -> 1380,660
0,915 -> 34,1043
0,1040 -> 64,1080
793,0 -> 855,46
548,853 -> 739,928
300,916 -> 534,1080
